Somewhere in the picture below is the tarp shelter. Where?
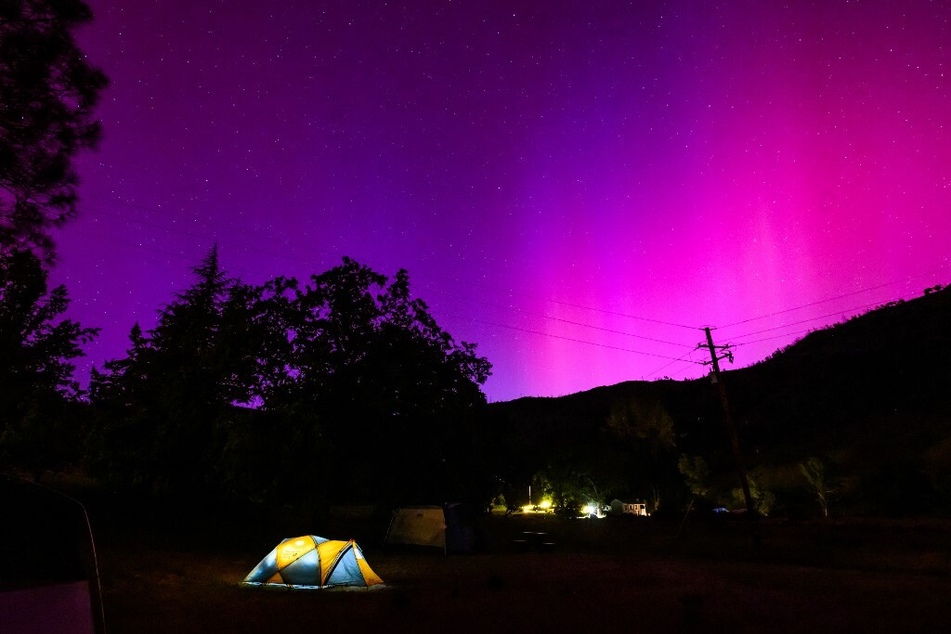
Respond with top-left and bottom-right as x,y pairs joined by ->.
0,476 -> 106,634
384,504 -> 476,554
243,535 -> 383,589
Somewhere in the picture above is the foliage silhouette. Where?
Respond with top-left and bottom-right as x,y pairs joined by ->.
89,253 -> 492,507
265,257 -> 492,506
0,0 -> 108,260
488,286 -> 951,517
89,247 -> 262,497
0,250 -> 97,475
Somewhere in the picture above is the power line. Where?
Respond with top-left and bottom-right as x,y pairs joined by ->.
522,295 -> 701,331
728,300 -> 886,342
733,328 -> 815,348
60,195 -> 950,379
425,277 -> 702,332
718,262 -> 951,331
441,312 -> 695,363
643,350 -> 704,379
717,283 -> 895,330
421,286 -> 696,349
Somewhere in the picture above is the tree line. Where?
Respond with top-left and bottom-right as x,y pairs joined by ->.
1,246 -> 494,509
0,0 -> 727,519
0,1 -> 502,511
11,1 -> 937,522
13,233 -> 930,520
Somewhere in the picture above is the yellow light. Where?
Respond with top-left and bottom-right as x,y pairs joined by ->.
539,499 -> 552,510
521,504 -> 534,513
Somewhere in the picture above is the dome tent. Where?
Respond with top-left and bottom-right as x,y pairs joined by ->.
243,535 -> 383,589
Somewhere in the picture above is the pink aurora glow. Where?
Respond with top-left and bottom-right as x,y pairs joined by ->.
54,1 -> 951,402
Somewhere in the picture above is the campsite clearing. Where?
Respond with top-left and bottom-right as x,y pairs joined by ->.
88,510 -> 951,632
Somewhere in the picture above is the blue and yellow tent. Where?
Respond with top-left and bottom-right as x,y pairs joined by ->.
243,535 -> 383,589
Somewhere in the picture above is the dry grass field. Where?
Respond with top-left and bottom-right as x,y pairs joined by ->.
86,507 -> 951,633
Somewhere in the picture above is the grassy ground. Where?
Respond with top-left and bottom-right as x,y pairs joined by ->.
89,509 -> 951,633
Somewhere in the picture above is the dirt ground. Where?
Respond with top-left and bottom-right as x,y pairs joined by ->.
91,511 -> 951,633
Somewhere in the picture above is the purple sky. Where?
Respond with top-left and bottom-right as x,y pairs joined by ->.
53,1 -> 951,402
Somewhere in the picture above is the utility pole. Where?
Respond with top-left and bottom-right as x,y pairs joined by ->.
702,327 -> 757,521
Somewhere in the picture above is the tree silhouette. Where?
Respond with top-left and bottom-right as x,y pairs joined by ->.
0,250 -> 97,475
89,254 -> 492,507
271,258 -> 492,505
89,247 -> 260,497
606,397 -> 679,512
0,0 -> 108,260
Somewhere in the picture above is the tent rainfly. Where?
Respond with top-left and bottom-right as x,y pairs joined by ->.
243,535 -> 383,589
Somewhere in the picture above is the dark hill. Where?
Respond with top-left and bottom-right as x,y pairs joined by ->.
486,284 -> 951,516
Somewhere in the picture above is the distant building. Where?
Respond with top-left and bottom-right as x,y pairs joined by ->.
610,499 -> 648,516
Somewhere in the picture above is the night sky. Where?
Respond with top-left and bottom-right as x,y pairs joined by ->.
53,1 -> 951,402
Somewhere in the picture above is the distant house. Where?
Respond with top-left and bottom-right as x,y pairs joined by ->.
622,502 -> 648,516
610,499 -> 648,516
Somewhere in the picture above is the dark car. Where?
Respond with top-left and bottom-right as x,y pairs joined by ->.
0,476 -> 106,633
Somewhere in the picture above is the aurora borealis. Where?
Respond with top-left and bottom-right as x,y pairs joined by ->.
54,1 -> 950,402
